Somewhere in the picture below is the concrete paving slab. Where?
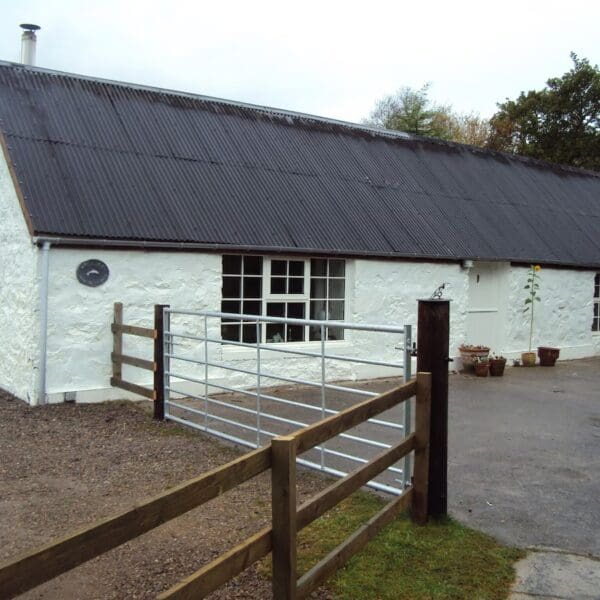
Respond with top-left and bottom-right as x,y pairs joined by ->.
510,550 -> 600,599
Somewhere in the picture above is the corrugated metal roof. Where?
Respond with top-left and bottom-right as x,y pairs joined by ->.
1,61 -> 599,267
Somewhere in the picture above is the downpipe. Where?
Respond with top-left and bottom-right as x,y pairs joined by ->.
37,241 -> 51,405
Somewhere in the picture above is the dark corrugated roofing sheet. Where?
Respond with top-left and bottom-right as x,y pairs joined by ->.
1,62 -> 599,267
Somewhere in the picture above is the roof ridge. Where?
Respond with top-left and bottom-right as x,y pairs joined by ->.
0,60 -> 598,180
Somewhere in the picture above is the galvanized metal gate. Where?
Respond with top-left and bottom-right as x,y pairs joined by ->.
161,309 -> 414,494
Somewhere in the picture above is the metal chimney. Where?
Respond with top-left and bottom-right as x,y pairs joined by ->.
20,23 -> 41,66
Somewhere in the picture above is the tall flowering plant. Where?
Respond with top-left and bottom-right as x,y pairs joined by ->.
523,265 -> 541,352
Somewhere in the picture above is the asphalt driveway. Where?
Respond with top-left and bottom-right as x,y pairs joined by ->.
449,357 -> 600,557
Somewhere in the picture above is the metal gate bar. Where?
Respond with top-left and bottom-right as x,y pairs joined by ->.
163,309 -> 413,494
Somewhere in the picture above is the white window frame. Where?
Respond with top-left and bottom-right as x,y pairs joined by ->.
262,257 -> 311,343
220,254 -> 347,346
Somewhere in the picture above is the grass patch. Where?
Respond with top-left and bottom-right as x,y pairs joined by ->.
262,491 -> 524,599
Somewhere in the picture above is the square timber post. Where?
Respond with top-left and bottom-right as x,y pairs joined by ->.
416,299 -> 450,519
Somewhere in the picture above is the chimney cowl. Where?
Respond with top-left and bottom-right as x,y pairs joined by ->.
20,23 -> 41,66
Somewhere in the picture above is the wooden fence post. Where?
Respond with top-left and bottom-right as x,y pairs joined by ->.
412,372 -> 432,524
271,435 -> 297,600
112,302 -> 123,382
416,299 -> 450,519
154,304 -> 168,420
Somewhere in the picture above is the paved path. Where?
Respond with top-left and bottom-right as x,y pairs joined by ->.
510,549 -> 600,600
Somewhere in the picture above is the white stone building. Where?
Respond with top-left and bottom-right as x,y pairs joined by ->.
0,62 -> 598,405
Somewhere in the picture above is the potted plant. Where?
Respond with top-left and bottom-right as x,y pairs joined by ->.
489,354 -> 507,376
458,344 -> 490,370
473,355 -> 489,377
538,346 -> 560,366
522,264 -> 541,367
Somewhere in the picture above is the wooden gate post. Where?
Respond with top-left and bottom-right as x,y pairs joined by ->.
416,299 -> 450,519
112,303 -> 123,382
271,435 -> 297,600
412,372 -> 432,525
153,304 -> 169,421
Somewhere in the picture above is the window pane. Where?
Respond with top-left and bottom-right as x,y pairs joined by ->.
271,277 -> 286,294
311,259 -> 327,277
242,323 -> 258,343
328,300 -> 344,320
221,300 -> 240,318
310,300 -> 327,320
310,278 -> 327,298
223,276 -> 241,298
289,261 -> 304,276
244,276 -> 262,298
267,302 -> 285,317
223,255 -> 242,274
221,323 -> 240,341
328,278 -> 345,299
243,301 -> 261,315
287,325 -> 305,342
309,325 -> 324,341
329,260 -> 345,277
288,277 -> 304,294
244,255 -> 263,275
287,303 -> 305,319
266,323 -> 285,343
328,327 -> 344,341
271,260 -> 286,276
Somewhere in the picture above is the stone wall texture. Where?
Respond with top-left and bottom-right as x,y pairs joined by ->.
45,248 -> 221,401
0,153 -> 39,402
505,265 -> 598,359
1,212 -> 597,404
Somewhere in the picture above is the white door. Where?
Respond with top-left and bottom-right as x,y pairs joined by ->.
466,262 -> 508,353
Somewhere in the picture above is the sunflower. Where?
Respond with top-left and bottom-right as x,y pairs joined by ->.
534,265 -> 541,272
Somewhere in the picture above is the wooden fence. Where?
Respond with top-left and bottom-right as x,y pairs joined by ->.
0,373 -> 431,600
110,302 -> 167,420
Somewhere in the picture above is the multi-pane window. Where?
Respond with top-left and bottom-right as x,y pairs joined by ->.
221,255 -> 346,343
309,258 -> 345,341
593,274 -> 600,332
221,255 -> 263,343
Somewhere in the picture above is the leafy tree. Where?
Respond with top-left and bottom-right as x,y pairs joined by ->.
488,53 -> 600,170
365,84 -> 489,147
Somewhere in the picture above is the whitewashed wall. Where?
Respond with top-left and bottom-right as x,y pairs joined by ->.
44,253 -> 466,402
42,250 -> 599,404
504,266 -> 598,360
0,153 -> 39,403
45,248 -> 221,402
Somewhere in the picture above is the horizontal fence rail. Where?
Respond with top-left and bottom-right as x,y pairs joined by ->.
0,376 -> 430,600
158,373 -> 431,600
0,447 -> 271,599
161,308 -> 414,494
110,302 -> 157,401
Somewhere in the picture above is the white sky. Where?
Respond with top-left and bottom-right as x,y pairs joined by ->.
0,0 -> 598,123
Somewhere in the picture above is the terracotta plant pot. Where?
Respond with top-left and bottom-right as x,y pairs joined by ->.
459,346 -> 490,370
538,346 -> 560,367
489,358 -> 507,376
521,351 -> 536,367
474,362 -> 489,377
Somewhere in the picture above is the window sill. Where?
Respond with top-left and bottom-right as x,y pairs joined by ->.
222,339 -> 352,361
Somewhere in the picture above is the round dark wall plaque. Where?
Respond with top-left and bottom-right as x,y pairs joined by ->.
76,259 -> 109,287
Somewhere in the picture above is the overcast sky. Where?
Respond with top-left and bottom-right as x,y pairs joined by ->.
1,0 -> 598,123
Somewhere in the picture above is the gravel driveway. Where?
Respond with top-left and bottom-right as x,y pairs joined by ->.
0,392 -> 329,599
